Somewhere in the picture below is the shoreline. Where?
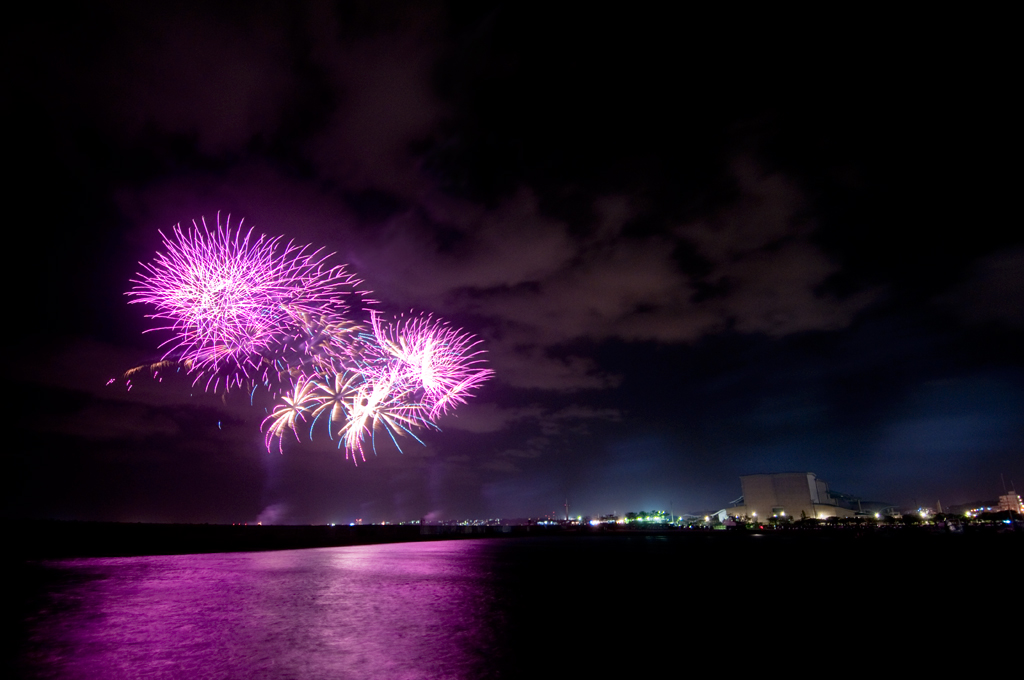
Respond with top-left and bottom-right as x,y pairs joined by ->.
8,518 -> 1020,560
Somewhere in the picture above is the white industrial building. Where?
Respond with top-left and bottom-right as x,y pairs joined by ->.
726,472 -> 857,520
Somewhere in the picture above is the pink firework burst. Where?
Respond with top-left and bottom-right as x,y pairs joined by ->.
128,214 -> 365,388
371,312 -> 494,420
261,375 -> 319,453
336,370 -> 431,464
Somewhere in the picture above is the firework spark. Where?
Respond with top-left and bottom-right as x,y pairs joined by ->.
309,371 -> 358,437
337,372 -> 431,464
262,376 -> 319,453
371,312 -> 494,419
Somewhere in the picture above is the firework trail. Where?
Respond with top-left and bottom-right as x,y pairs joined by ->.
125,214 -> 492,463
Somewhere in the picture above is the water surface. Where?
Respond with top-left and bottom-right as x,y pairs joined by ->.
21,541 -> 505,679
16,532 -> 1017,678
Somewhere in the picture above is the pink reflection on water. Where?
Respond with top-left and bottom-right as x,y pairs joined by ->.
27,540 -> 503,679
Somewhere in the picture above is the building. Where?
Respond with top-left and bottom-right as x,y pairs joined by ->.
727,472 -> 857,520
996,490 -> 1023,515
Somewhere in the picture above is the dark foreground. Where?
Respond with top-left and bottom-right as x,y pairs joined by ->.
9,526 -> 1022,678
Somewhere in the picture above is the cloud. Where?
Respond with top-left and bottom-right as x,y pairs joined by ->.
435,402 -> 624,475
361,161 -> 877,389
303,2 -> 448,198
357,188 -> 577,304
475,234 -> 699,343
677,157 -> 811,262
445,403 -> 623,475
439,402 -> 622,436
712,241 -> 877,336
938,247 -> 1024,328
487,344 -> 621,391
56,402 -> 181,441
483,436 -> 549,474
76,4 -> 297,154
437,403 -> 544,434
116,162 -> 365,255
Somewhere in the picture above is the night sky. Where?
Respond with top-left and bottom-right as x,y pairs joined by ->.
6,3 -> 1020,524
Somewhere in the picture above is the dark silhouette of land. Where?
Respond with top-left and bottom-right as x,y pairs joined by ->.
8,517 -> 1021,559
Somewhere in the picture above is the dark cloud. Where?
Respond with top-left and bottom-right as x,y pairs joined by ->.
303,2 -> 449,197
938,247 -> 1024,328
57,401 -> 181,441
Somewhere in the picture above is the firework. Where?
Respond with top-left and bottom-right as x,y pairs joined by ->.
128,213 -> 364,389
371,312 -> 494,419
309,371 -> 356,434
261,376 -> 318,453
336,372 -> 431,464
126,215 -> 493,464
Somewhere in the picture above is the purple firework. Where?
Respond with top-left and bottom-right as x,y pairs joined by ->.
127,213 -> 495,464
370,312 -> 494,419
128,214 -> 365,389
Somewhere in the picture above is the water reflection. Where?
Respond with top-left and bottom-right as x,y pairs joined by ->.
25,541 -> 503,679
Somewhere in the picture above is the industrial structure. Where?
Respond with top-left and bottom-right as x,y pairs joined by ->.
996,490 -> 1023,515
725,472 -> 858,521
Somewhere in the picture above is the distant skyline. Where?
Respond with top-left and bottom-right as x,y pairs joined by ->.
6,3 -> 1020,524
